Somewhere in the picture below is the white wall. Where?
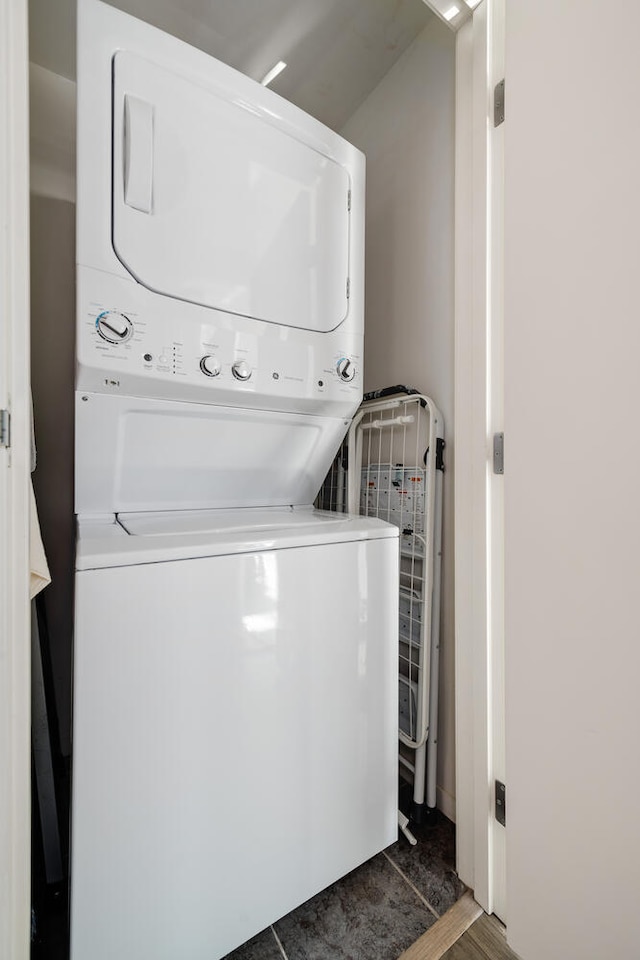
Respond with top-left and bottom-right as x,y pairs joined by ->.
341,18 -> 456,817
504,1 -> 640,956
30,64 -> 76,202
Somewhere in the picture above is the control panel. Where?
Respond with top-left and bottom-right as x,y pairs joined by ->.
76,268 -> 362,418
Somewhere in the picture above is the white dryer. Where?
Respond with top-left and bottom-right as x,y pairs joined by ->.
71,3 -> 399,959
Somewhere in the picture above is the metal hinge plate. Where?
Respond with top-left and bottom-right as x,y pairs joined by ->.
347,189 -> 352,212
493,432 -> 504,474
346,278 -> 350,299
0,409 -> 10,448
494,79 -> 505,127
495,780 -> 506,826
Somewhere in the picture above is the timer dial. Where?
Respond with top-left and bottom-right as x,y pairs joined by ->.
96,311 -> 133,344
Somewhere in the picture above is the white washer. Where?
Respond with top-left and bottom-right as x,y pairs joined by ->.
72,510 -> 398,959
71,4 -> 399,958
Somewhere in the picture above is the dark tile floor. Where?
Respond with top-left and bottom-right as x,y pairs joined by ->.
31,787 -> 465,960
223,802 -> 466,960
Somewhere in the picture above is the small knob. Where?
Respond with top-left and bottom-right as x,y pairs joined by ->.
232,359 -> 252,381
200,355 -> 221,377
336,357 -> 356,382
96,311 -> 133,344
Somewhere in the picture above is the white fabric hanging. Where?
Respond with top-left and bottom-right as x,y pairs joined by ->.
29,481 -> 50,599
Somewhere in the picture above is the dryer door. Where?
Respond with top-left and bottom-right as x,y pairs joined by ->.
112,51 -> 351,333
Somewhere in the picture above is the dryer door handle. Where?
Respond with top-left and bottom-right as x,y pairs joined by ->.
123,94 -> 154,214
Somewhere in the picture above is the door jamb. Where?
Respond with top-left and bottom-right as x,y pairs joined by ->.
453,0 -> 506,917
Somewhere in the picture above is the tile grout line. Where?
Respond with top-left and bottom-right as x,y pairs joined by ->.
270,924 -> 289,960
382,850 -> 441,921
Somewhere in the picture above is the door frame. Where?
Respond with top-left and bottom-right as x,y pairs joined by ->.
453,0 -> 506,917
0,0 -> 32,956
10,0 -> 506,944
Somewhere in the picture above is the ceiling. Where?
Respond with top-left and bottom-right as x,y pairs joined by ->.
28,0 -> 439,130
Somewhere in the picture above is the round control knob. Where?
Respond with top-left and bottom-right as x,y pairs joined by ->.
96,311 -> 133,344
231,359 -> 252,381
200,355 -> 221,378
336,357 -> 356,382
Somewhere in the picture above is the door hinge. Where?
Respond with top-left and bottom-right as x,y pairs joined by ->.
0,409 -> 10,449
346,277 -> 350,299
495,780 -> 506,826
347,189 -> 352,212
494,79 -> 505,127
493,432 -> 504,474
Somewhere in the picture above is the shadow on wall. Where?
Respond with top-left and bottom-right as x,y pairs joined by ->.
31,193 -> 76,757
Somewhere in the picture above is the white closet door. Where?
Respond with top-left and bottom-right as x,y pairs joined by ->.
112,51 -> 351,333
0,0 -> 31,956
504,2 -> 640,958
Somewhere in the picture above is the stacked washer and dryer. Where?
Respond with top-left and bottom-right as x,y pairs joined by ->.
70,2 -> 399,959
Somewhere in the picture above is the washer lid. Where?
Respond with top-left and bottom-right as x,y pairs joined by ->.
117,506 -> 343,537
112,51 -> 351,333
75,393 -> 351,515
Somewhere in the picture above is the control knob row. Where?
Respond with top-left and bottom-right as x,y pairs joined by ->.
94,315 -> 253,385
200,356 -> 252,381
97,316 -> 349,390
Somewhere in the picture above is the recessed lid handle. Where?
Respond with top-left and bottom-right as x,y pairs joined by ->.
123,94 -> 154,213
